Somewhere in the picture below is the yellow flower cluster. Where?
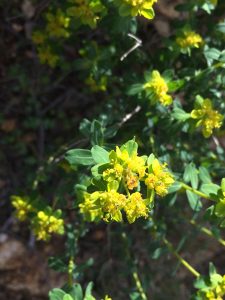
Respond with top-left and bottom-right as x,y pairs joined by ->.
32,210 -> 64,241
118,0 -> 157,19
11,195 -> 33,221
67,0 -> 106,28
143,70 -> 173,106
176,30 -> 203,50
191,98 -> 223,138
145,159 -> 174,197
197,275 -> 225,300
85,75 -> 107,92
32,8 -> 70,67
37,46 -> 59,68
80,143 -> 174,223
46,9 -> 70,38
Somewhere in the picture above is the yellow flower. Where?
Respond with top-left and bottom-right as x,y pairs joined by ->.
143,70 -> 173,106
11,195 -> 33,221
125,192 -> 148,223
46,9 -> 70,38
176,30 -> 203,50
37,46 -> 59,67
67,0 -> 106,28
32,210 -> 64,241
191,98 -> 223,138
32,31 -> 46,45
79,191 -> 103,221
80,191 -> 126,222
85,75 -> 107,92
145,159 -> 174,196
119,0 -> 157,19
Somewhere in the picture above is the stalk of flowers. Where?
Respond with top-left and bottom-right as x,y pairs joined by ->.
190,96 -> 223,138
11,195 -> 64,241
32,209 -> 64,241
115,0 -> 158,19
143,70 -> 173,106
79,140 -> 174,223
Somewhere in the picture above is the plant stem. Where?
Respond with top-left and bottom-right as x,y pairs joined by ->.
133,271 -> 148,300
179,182 -> 213,201
162,237 -> 200,278
190,219 -> 225,247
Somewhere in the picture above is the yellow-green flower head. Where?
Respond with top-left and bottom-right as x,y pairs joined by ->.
143,70 -> 173,106
67,0 -> 106,28
85,74 -> 107,92
37,46 -> 59,68
118,0 -> 157,19
103,296 -> 112,300
11,195 -> 33,221
176,30 -> 203,50
125,192 -> 148,223
46,9 -> 70,38
191,98 -> 223,138
32,31 -> 46,45
32,210 -> 64,241
79,191 -> 126,222
145,159 -> 174,197
197,274 -> 225,300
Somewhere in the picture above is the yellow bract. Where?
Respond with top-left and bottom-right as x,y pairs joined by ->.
176,30 -> 203,50
145,159 -> 174,197
143,71 -> 173,106
11,195 -> 33,221
191,99 -> 223,138
32,211 -> 64,241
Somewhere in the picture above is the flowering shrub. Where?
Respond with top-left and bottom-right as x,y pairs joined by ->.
5,0 -> 225,298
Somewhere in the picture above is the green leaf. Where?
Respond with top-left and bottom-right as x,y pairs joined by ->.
63,295 -> 73,300
66,149 -> 95,166
200,183 -> 220,196
209,262 -> 217,276
215,202 -> 225,218
199,167 -> 212,184
204,47 -> 221,66
48,257 -> 67,273
91,145 -> 109,164
186,190 -> 202,211
167,80 -> 184,92
167,182 -> 182,194
127,83 -> 143,95
49,288 -> 66,300
183,163 -> 199,189
221,178 -> 225,192
79,118 -> 91,137
141,8 -> 155,19
70,283 -> 83,300
147,153 -> 155,165
90,120 -> 104,146
122,139 -> 138,156
194,276 -> 207,289
84,282 -> 94,297
172,108 -> 190,121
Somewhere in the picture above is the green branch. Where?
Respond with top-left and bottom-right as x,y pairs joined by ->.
162,237 -> 200,278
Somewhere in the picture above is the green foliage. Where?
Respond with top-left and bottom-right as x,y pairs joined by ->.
4,0 -> 225,299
